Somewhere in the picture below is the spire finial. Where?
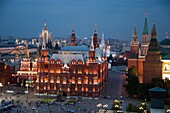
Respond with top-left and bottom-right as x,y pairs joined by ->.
44,20 -> 47,27
72,24 -> 74,33
94,24 -> 97,33
145,12 -> 148,17
133,24 -> 137,35
166,32 -> 169,39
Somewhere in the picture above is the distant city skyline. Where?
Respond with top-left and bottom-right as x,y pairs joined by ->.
0,0 -> 170,41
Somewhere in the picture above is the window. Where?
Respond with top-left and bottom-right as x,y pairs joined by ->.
84,76 -> 88,84
78,77 -> 82,84
57,77 -> 60,83
63,77 -> 67,84
72,77 -> 75,84
71,59 -> 76,64
78,60 -> 83,64
56,59 -> 61,64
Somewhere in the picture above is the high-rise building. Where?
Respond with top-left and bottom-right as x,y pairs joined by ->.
39,22 -> 52,47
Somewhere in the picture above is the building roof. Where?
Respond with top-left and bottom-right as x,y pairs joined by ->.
61,45 -> 89,51
149,87 -> 166,92
51,54 -> 85,64
159,38 -> 170,46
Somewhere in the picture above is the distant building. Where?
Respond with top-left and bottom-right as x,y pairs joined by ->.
39,22 -> 52,47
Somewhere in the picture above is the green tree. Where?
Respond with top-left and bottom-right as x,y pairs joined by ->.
125,66 -> 139,96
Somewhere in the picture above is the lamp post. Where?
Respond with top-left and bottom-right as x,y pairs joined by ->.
32,106 -> 35,113
26,84 -> 29,94
0,83 -> 3,94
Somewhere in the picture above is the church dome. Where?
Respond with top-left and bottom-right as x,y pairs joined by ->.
159,38 -> 170,46
159,32 -> 170,48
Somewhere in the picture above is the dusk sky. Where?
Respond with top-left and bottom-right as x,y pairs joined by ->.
0,0 -> 170,41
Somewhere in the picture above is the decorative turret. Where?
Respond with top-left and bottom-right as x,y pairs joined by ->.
89,36 -> 95,62
148,23 -> 159,51
131,24 -> 138,45
44,21 -> 47,30
90,36 -> 94,51
93,24 -> 99,49
25,44 -> 30,58
130,24 -> 139,54
68,24 -> 77,46
100,33 -> 106,52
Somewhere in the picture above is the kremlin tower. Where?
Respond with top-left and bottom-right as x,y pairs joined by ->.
141,13 -> 150,56
143,23 -> 162,84
68,25 -> 77,46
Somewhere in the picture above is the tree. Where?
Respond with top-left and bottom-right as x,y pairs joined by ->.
125,66 -> 139,96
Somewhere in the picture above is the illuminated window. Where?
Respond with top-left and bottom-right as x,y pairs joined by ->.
85,88 -> 88,91
54,86 -> 56,90
56,69 -> 61,73
78,77 -> 82,84
56,59 -> 61,64
50,76 -> 54,83
73,69 -> 76,74
93,77 -> 98,84
84,76 -> 88,84
37,86 -> 39,90
44,77 -> 48,83
57,77 -> 60,83
50,60 -> 55,64
71,59 -> 76,64
75,87 -> 77,91
72,77 -> 75,84
63,77 -> 67,84
50,69 -> 54,73
78,69 -> 82,74
82,87 -> 84,91
164,64 -> 170,71
93,88 -> 95,92
78,60 -> 83,64
41,78 -> 43,82
44,86 -> 46,90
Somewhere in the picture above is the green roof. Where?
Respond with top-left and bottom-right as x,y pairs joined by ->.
143,17 -> 148,34
149,87 -> 166,92
159,38 -> 170,46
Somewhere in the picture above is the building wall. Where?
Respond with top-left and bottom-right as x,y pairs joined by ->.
143,52 -> 162,84
34,59 -> 108,98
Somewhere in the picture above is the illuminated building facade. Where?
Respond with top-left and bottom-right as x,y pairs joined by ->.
16,44 -> 38,87
34,31 -> 108,98
39,22 -> 52,46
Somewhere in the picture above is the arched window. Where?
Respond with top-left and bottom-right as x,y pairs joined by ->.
84,76 -> 88,84
56,59 -> 61,64
78,77 -> 82,84
71,59 -> 76,64
57,77 -> 60,83
50,59 -> 55,64
78,59 -> 83,64
63,77 -> 67,84
72,77 -> 75,84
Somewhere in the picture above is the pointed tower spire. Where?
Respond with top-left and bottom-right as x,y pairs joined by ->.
151,23 -> 157,38
148,23 -> 159,51
90,36 -> 94,51
72,24 -> 74,33
94,24 -> 97,33
25,43 -> 30,58
143,12 -> 149,35
133,24 -> 137,37
44,21 -> 47,30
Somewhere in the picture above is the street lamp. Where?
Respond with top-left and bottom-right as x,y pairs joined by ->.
0,83 -> 3,94
26,84 -> 29,94
32,106 -> 35,113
